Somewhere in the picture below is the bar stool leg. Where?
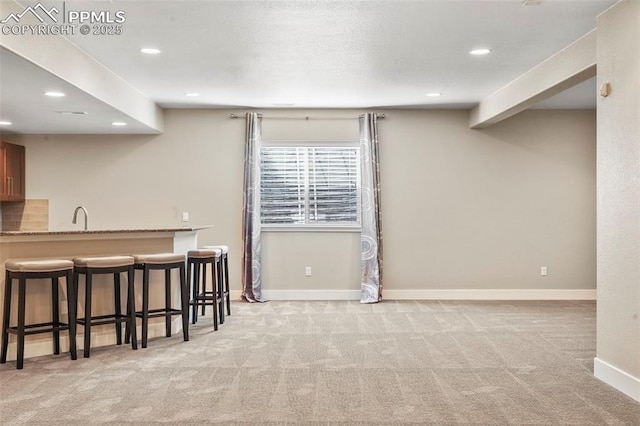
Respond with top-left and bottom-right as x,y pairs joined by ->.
212,261 -> 218,331
16,276 -> 26,369
1,271 -> 12,364
52,277 -> 60,355
142,265 -> 150,348
66,270 -> 78,361
223,254 -> 231,316
200,263 -> 207,317
114,273 -> 123,345
216,259 -> 224,325
179,263 -> 189,342
165,269 -> 172,338
190,262 -> 199,324
83,273 -> 93,358
124,271 -> 132,345
127,267 -> 138,350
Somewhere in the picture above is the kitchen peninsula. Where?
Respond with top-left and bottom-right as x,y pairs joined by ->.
0,226 -> 211,361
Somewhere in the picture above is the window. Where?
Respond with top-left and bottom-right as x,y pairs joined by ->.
260,144 -> 360,227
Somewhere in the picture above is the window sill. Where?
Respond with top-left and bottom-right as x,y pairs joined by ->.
261,224 -> 361,233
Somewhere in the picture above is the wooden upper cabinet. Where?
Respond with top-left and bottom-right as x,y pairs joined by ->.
1,141 -> 26,202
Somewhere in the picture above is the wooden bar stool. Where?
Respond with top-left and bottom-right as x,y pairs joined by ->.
125,253 -> 189,348
201,245 -> 230,318
73,255 -> 137,358
1,259 -> 77,369
187,248 -> 221,330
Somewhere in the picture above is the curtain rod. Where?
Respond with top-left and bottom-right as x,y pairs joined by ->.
228,113 -> 385,120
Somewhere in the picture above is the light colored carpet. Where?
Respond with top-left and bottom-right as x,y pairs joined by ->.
1,300 -> 639,425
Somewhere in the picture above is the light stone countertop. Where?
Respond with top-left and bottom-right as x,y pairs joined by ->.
0,226 -> 212,237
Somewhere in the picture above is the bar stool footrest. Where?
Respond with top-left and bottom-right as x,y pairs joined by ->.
7,321 -> 70,336
77,314 -> 130,327
135,308 -> 183,319
190,296 -> 221,304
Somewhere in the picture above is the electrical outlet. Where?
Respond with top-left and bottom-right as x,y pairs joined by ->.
182,212 -> 190,222
541,266 -> 548,276
305,267 -> 312,277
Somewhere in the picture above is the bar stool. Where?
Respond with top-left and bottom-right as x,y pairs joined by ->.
1,259 -> 77,369
187,248 -> 221,330
126,253 -> 189,348
201,245 -> 230,317
73,255 -> 137,358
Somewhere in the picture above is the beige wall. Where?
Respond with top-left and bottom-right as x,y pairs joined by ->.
262,231 -> 361,296
381,110 -> 595,293
4,108 -> 596,297
595,0 -> 640,397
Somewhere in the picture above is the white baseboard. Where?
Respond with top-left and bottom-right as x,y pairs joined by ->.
594,357 -> 640,402
247,289 -> 596,301
384,289 -> 596,300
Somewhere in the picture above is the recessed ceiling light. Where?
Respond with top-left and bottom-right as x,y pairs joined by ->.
185,93 -> 200,97
0,121 -> 12,126
140,48 -> 161,55
522,0 -> 543,5
45,91 -> 65,97
112,121 -> 127,126
272,103 -> 295,107
57,111 -> 88,115
426,92 -> 442,97
470,48 -> 491,56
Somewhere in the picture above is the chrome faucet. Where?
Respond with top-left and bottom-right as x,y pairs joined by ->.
72,206 -> 88,231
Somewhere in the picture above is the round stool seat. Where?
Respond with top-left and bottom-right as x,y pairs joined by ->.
5,259 -> 74,273
73,255 -> 134,268
133,253 -> 185,264
201,245 -> 228,254
188,249 -> 221,259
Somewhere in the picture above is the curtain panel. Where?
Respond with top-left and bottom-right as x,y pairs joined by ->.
359,113 -> 383,303
241,112 -> 265,302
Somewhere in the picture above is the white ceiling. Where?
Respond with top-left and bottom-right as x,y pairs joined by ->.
0,0 -> 615,134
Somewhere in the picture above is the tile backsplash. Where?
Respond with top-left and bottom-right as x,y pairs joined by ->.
1,199 -> 49,231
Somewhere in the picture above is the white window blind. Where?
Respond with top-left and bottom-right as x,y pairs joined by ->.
260,145 -> 360,225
